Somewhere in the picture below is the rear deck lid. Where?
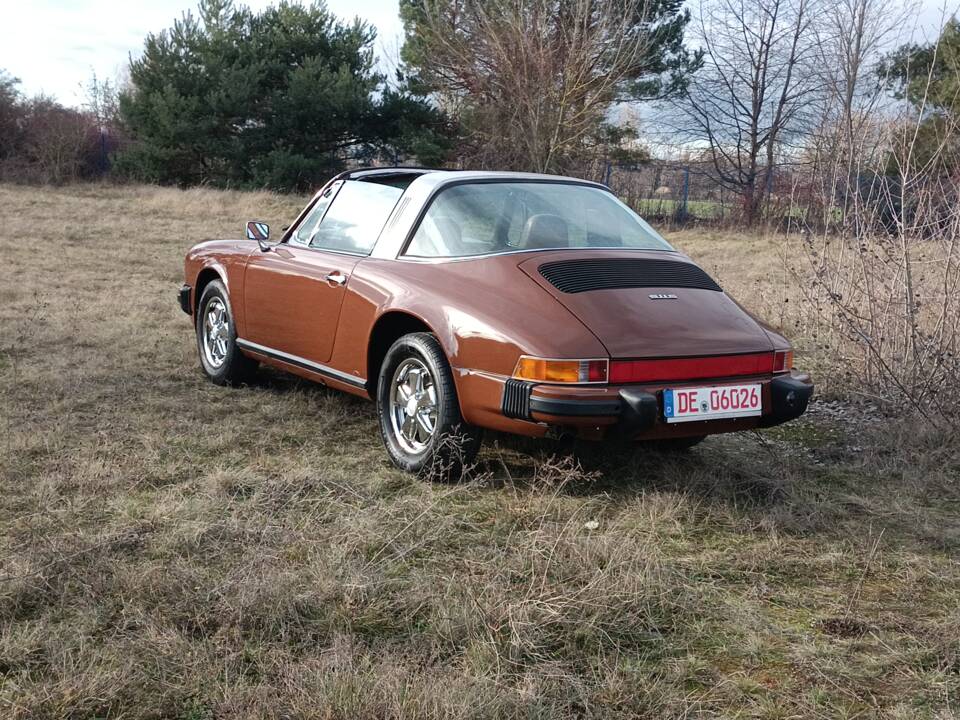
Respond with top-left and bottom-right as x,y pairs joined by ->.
519,251 -> 774,359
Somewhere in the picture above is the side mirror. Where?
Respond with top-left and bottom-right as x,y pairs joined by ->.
246,220 -> 272,252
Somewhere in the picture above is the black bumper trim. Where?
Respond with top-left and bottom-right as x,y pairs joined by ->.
759,375 -> 814,427
528,396 -> 622,417
503,376 -> 813,431
178,284 -> 192,315
618,389 -> 659,431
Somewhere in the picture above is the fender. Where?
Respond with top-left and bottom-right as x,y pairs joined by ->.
185,240 -> 254,335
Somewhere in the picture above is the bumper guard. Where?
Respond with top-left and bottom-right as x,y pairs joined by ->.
178,284 -> 192,315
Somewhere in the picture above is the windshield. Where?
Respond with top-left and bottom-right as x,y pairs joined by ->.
404,181 -> 674,258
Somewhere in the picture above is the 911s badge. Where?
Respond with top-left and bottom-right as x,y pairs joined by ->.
648,293 -> 678,299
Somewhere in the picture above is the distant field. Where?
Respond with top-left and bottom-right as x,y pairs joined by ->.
1,183 -> 958,719
630,197 -> 725,219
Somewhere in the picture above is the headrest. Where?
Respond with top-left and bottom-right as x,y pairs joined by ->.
521,213 -> 568,249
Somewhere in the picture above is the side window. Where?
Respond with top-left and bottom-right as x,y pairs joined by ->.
309,180 -> 403,255
291,183 -> 339,246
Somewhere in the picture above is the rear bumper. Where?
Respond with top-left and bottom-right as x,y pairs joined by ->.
178,284 -> 192,315
499,372 -> 813,440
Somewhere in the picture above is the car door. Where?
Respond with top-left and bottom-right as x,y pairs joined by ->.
242,179 -> 404,365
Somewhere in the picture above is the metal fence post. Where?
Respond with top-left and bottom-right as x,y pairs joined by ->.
681,166 -> 690,220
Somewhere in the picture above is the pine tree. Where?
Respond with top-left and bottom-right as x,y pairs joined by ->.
117,0 -> 451,190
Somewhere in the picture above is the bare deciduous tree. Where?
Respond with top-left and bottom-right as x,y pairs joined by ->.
22,97 -> 91,184
402,0 -> 691,173
804,0 -> 909,225
671,0 -> 821,224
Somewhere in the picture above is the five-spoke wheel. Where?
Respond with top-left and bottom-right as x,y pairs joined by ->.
201,297 -> 229,369
195,279 -> 257,385
390,358 -> 439,454
377,332 -> 482,475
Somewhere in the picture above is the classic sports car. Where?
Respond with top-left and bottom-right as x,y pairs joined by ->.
178,168 -> 813,472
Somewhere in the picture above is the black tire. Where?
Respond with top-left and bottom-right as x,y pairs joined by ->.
377,332 -> 482,477
195,279 -> 257,386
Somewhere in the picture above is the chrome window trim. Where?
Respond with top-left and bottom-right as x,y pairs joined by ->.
395,246 -> 681,264
288,181 -> 344,247
383,176 -> 673,261
291,243 -> 368,259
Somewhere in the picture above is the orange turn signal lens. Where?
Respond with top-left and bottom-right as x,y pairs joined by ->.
773,350 -> 794,373
513,356 -> 609,384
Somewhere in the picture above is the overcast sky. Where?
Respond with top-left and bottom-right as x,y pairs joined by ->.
0,0 -> 404,106
1,0 -> 952,107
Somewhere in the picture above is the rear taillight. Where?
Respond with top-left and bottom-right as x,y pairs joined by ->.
513,356 -> 609,384
609,352 -> 775,384
773,350 -> 794,373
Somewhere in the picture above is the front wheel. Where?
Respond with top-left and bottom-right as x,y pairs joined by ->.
377,333 -> 482,477
195,279 -> 258,386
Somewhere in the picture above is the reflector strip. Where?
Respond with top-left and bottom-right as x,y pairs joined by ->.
609,353 -> 775,384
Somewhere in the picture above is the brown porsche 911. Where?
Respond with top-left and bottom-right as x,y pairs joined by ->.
178,168 -> 813,472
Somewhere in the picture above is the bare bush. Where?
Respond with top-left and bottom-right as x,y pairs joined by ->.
794,113 -> 960,420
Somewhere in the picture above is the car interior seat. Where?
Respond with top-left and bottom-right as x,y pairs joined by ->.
520,213 -> 569,250
432,215 -> 466,255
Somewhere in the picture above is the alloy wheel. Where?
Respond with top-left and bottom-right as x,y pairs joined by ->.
389,358 -> 438,454
202,297 -> 229,369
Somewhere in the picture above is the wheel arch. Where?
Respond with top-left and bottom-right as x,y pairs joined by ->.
366,311 -> 438,395
194,267 -> 225,315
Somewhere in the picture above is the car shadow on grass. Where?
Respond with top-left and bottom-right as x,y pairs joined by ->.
246,366 -> 376,412
476,429 -> 797,507
250,365 -> 817,508
214,368 -> 958,548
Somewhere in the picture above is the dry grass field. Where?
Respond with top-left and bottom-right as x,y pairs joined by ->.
1,183 -> 959,719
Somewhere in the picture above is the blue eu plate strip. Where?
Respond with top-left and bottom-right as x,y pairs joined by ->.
663,389 -> 675,418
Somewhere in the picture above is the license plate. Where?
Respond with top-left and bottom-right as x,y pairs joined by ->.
663,384 -> 762,423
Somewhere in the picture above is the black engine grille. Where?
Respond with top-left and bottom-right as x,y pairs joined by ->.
538,258 -> 722,294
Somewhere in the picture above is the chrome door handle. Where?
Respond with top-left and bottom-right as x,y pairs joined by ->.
325,271 -> 347,286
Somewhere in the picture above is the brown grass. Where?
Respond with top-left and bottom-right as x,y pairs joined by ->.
1,183 -> 958,718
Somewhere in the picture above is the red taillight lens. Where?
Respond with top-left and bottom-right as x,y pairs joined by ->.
585,360 -> 608,382
773,350 -> 793,373
609,352 -> 775,384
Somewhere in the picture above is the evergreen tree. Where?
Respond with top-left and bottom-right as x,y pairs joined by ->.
884,18 -> 960,115
881,18 -> 960,171
118,0 -> 451,190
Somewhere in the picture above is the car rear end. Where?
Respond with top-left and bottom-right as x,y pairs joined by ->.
501,350 -> 813,441
499,250 -> 814,440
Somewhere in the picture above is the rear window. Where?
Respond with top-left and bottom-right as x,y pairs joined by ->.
404,182 -> 673,258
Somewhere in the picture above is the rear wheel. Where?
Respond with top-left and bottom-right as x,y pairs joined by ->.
377,333 -> 482,477
196,279 -> 257,386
